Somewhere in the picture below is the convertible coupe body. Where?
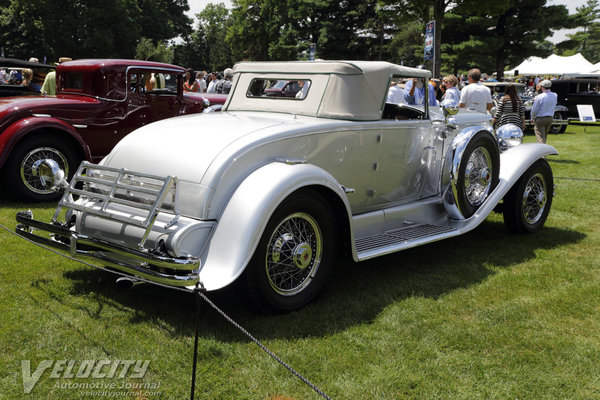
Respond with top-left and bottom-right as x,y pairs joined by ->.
16,61 -> 557,312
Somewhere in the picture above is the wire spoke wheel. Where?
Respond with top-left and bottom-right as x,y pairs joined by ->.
455,132 -> 499,219
247,190 -> 336,313
266,212 -> 322,296
504,159 -> 553,234
521,173 -> 547,224
21,147 -> 69,194
464,147 -> 493,207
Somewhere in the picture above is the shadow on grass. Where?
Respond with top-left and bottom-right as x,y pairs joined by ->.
547,158 -> 580,165
45,220 -> 586,344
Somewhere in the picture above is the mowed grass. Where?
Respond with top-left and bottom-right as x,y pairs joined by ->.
0,125 -> 599,399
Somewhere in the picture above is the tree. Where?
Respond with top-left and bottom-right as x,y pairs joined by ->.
0,0 -> 191,61
136,38 -> 174,63
442,0 -> 570,79
556,0 -> 600,63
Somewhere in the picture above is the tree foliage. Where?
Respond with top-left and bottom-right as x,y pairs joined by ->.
556,0 -> 600,63
0,0 -> 591,77
0,0 -> 191,62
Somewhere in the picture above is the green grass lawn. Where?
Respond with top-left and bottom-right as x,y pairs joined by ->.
1,125 -> 599,399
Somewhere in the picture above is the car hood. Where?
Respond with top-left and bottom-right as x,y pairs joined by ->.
101,112 -> 304,184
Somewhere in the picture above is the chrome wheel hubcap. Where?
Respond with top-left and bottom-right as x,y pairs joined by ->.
21,147 -> 68,194
266,212 -> 322,296
464,147 -> 492,206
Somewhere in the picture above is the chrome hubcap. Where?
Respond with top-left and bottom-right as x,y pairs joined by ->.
21,147 -> 68,194
464,147 -> 493,206
522,173 -> 547,224
266,212 -> 322,296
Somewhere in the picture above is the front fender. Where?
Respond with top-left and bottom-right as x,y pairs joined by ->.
0,116 -> 91,168
453,142 -> 558,234
198,161 -> 351,291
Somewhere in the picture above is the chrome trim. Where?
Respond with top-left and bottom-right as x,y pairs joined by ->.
16,212 -> 200,287
72,124 -> 88,129
32,113 -> 51,118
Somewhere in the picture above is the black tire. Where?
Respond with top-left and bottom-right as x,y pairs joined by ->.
455,132 -> 500,218
503,159 -> 553,234
3,133 -> 80,202
550,112 -> 565,134
246,190 -> 336,313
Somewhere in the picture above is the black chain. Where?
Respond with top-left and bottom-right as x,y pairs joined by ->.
1,223 -> 333,400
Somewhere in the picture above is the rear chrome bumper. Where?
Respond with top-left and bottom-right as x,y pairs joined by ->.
16,210 -> 200,287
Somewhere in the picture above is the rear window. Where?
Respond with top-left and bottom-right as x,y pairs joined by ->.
247,78 -> 311,99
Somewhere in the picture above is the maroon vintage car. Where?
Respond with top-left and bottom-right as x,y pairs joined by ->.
0,59 -> 226,201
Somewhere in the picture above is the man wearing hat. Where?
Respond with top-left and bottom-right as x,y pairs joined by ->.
531,79 -> 557,144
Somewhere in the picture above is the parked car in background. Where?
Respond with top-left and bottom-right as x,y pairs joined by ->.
547,78 -> 600,120
263,79 -> 301,97
17,61 -> 557,313
483,81 -> 569,133
0,57 -> 55,97
0,59 -> 226,201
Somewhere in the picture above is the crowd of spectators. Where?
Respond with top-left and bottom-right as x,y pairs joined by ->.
183,67 -> 234,95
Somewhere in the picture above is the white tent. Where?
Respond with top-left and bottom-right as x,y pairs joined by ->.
505,53 -> 594,76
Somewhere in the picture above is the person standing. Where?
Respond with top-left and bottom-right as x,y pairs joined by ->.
196,71 -> 207,93
183,68 -> 200,92
530,79 -> 557,144
404,78 -> 438,106
441,75 -> 460,104
459,68 -> 493,114
492,84 -> 525,130
386,80 -> 405,104
41,57 -> 71,95
216,68 -> 233,94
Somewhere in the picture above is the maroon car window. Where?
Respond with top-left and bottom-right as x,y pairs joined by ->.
64,72 -> 84,91
128,72 -> 178,95
103,71 -> 127,100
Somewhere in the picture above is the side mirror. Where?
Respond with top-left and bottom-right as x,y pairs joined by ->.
202,98 -> 211,108
32,159 -> 69,192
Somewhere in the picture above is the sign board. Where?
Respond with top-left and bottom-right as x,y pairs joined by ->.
424,21 -> 434,61
308,43 -> 316,61
577,104 -> 596,122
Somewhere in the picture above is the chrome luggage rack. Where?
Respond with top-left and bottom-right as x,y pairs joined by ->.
54,161 -> 181,250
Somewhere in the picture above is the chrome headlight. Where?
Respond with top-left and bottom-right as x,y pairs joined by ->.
495,123 -> 523,151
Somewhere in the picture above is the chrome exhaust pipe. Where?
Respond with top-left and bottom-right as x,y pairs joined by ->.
115,276 -> 143,290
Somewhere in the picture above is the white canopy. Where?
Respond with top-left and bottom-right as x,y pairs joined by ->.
505,53 -> 594,76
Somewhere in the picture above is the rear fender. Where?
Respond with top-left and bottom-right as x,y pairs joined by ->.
199,161 -> 351,291
0,117 -> 90,168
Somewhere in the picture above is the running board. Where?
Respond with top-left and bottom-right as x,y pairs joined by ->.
355,223 -> 458,261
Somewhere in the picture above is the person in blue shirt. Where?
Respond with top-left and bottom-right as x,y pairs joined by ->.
404,77 -> 438,106
530,79 -> 558,144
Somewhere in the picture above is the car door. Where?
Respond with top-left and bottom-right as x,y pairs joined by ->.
366,118 -> 439,210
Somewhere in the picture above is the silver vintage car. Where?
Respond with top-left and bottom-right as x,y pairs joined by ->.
16,61 -> 557,313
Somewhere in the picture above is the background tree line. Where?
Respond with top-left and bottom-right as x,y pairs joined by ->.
0,0 -> 598,78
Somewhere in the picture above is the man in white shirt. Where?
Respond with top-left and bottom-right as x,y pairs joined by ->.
530,79 -> 558,144
459,68 -> 493,114
386,80 -> 405,104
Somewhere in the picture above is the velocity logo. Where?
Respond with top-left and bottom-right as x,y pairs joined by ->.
21,359 -> 149,393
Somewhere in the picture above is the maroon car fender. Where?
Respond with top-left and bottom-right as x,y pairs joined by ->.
0,117 -> 92,168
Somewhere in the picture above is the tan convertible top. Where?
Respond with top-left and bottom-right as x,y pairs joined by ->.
225,60 -> 432,121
